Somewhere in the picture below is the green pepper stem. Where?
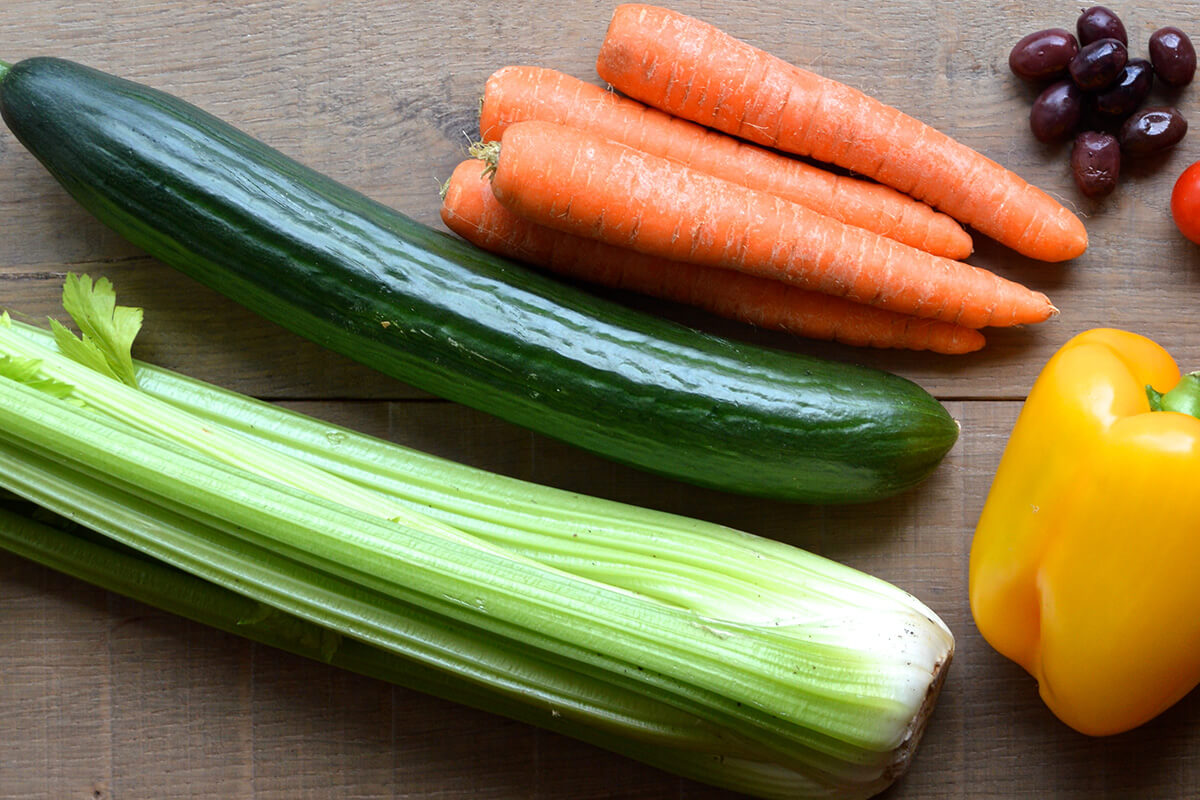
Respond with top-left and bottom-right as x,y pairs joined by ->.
0,60 -> 11,81
1147,372 -> 1200,418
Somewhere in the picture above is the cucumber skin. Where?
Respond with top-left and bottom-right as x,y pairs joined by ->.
0,57 -> 957,504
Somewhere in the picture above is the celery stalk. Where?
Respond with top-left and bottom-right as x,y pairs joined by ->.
0,278 -> 953,799
0,378 -> 908,755
0,393 -> 905,793
0,502 -> 853,797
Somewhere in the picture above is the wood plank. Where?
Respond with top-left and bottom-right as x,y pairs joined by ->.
0,559 -> 114,799
104,600 -> 255,798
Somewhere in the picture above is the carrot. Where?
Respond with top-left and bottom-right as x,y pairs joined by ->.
479,65 -> 974,260
476,120 -> 1056,328
441,158 -> 985,354
595,4 -> 1088,263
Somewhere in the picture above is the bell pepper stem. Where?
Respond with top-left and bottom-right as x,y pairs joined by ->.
1147,372 -> 1200,418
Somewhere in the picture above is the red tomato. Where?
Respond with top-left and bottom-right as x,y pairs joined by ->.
1171,161 -> 1200,244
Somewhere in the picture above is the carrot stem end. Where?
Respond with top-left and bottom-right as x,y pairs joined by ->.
467,140 -> 501,178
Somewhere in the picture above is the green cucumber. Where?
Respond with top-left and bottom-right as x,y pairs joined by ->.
0,57 -> 957,504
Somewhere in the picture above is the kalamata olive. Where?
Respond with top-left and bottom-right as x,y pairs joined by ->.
1149,27 -> 1197,87
1071,131 -> 1121,197
1030,80 -> 1084,143
1094,58 -> 1154,118
1069,37 -> 1128,90
1119,106 -> 1188,155
1010,28 -> 1080,80
1077,6 -> 1127,46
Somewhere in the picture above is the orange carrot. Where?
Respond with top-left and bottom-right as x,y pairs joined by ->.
595,4 -> 1088,263
479,65 -> 974,260
478,120 -> 1056,328
441,158 -> 985,353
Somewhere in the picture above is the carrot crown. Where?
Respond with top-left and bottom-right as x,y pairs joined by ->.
467,140 -> 501,177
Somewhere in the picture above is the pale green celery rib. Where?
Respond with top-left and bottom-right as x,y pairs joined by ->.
0,505 -> 872,800
9,318 -> 950,649
0,438 -> 759,757
0,377 -> 909,778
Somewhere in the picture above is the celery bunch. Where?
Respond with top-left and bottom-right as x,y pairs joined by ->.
0,276 -> 953,800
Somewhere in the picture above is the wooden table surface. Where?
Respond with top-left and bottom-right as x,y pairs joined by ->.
3,1 -> 1200,798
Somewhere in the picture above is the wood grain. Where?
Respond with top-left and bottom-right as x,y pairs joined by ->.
2,1 -> 1199,798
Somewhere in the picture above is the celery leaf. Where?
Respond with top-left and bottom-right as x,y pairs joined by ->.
0,354 -> 80,403
56,273 -> 142,388
50,318 -> 121,382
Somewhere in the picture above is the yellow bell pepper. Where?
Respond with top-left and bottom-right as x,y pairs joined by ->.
970,328 -> 1200,736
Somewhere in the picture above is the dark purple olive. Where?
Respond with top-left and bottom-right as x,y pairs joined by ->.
1149,27 -> 1197,87
1077,6 -> 1127,46
1010,28 -> 1080,80
1030,80 -> 1084,142
1071,131 -> 1120,197
1094,58 -> 1154,117
1069,37 -> 1128,90
1119,106 -> 1188,155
